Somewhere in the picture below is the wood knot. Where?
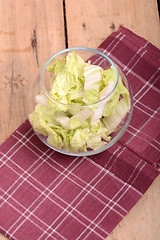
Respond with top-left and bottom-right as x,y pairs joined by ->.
31,28 -> 39,67
110,22 -> 115,31
31,29 -> 37,49
82,23 -> 86,31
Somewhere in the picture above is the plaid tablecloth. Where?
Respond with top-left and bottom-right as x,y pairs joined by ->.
0,26 -> 160,240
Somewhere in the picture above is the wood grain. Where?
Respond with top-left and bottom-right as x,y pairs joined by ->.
0,0 -> 65,144
65,0 -> 160,49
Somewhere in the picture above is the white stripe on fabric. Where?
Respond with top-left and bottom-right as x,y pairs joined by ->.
78,160 -> 146,240
93,32 -> 123,65
2,158 -> 107,239
0,128 -> 33,167
134,74 -> 160,106
1,195 -> 58,240
126,50 -> 147,76
123,42 -> 149,71
91,42 -> 160,154
127,107 -> 160,144
134,104 -> 160,120
133,67 -> 160,99
94,34 -> 143,73
136,100 -> 159,114
95,34 -> 125,66
101,35 -> 125,59
94,44 -> 160,150
1,227 -> 17,240
104,146 -> 121,169
0,147 -> 52,201
86,157 -> 142,196
14,130 -> 128,213
126,127 -> 160,152
104,146 -> 126,170
129,123 -> 160,142
3,150 -> 108,238
45,156 -> 144,240
6,157 -> 82,236
41,169 -> 110,240
99,48 -> 160,94
0,176 -> 109,239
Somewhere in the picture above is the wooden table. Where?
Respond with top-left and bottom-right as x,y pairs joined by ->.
0,1 -> 160,239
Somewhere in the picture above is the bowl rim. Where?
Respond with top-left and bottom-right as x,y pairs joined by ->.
41,47 -> 119,108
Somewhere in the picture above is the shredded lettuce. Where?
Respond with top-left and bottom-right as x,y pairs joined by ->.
47,58 -> 66,76
66,51 -> 85,78
102,97 -> 130,135
29,51 -> 130,153
83,64 -> 102,104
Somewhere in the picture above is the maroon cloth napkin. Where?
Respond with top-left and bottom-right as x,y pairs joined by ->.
0,26 -> 160,240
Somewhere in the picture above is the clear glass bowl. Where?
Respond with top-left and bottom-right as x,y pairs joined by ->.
35,47 -> 133,156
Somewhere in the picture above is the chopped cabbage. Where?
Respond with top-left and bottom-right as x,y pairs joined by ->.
29,51 -> 130,153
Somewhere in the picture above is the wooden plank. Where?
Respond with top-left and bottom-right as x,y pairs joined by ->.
65,0 -> 160,48
65,1 -> 160,240
0,0 -> 65,144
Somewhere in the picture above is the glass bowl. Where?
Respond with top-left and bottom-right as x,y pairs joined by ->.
31,47 -> 133,156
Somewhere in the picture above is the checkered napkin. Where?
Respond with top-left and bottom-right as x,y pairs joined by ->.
0,26 -> 160,240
